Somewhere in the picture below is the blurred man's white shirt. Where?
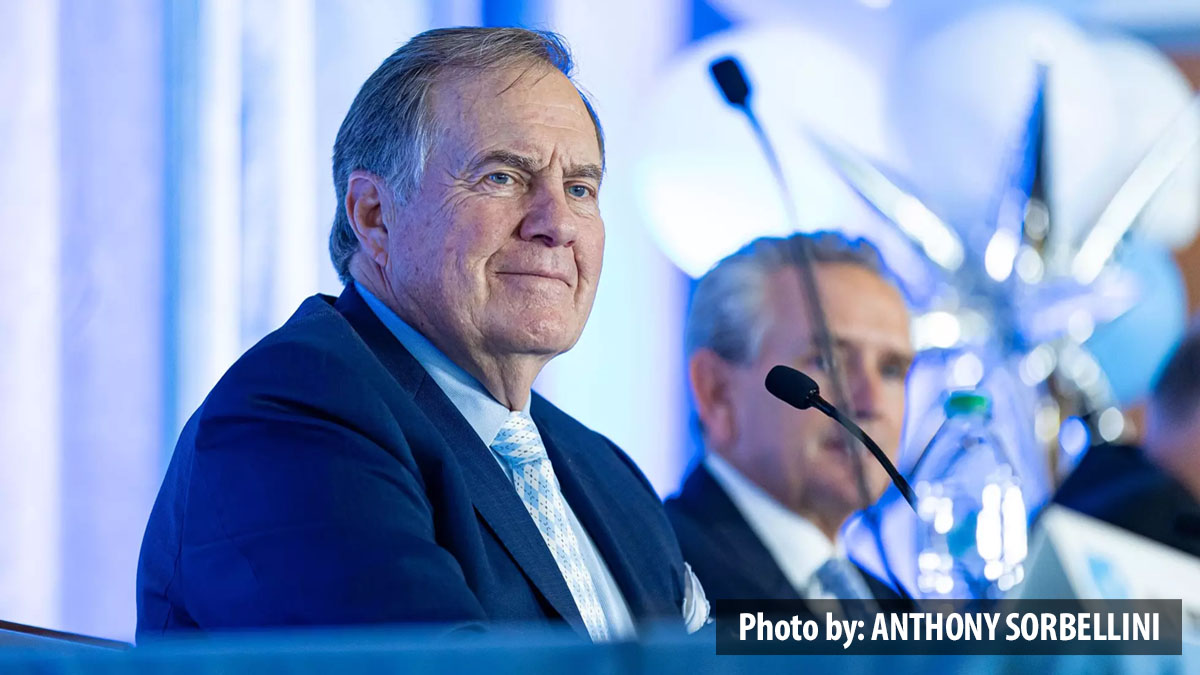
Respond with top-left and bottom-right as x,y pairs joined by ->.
704,452 -> 868,600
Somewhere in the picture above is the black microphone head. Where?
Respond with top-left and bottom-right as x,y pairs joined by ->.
765,365 -> 820,410
710,57 -> 750,108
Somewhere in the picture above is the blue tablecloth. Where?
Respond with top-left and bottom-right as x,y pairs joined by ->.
0,624 -> 1194,674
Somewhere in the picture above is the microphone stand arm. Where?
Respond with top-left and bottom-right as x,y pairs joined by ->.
813,395 -> 918,510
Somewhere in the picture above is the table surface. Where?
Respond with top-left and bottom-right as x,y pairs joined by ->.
0,624 -> 1195,674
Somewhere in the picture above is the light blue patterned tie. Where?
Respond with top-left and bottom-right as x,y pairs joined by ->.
814,557 -> 873,620
814,557 -> 872,600
491,411 -> 610,642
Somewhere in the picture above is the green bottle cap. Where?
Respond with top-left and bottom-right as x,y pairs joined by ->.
944,391 -> 991,418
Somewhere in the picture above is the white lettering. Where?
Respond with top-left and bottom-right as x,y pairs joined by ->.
1060,612 -> 1076,641
926,611 -> 943,640
871,613 -> 890,641
1134,613 -> 1151,641
746,614 -> 825,641
825,613 -> 859,648
758,612 -> 772,641
826,613 -> 841,643
961,613 -> 983,641
1020,613 -> 1038,641
843,618 -> 859,648
1041,613 -> 1057,640
982,613 -> 999,640
945,613 -> 962,640
1005,613 -> 1021,640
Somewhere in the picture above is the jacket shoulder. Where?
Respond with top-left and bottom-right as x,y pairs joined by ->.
209,294 -> 377,392
193,293 -> 411,449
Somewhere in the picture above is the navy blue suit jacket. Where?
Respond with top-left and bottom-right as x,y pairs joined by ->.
137,284 -> 687,640
1054,443 -> 1200,559
665,463 -> 909,607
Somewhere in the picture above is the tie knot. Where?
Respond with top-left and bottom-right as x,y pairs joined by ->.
491,411 -> 546,466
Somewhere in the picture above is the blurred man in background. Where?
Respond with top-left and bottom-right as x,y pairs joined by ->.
1055,318 -> 1200,557
665,233 -> 915,605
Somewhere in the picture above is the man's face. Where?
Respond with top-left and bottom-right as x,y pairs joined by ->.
383,64 -> 604,364
712,263 -> 913,527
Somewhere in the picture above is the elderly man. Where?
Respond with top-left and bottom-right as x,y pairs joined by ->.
138,28 -> 704,641
665,233 -> 914,605
1055,318 -> 1200,558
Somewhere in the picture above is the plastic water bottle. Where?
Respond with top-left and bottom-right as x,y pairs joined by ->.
911,391 -> 1028,599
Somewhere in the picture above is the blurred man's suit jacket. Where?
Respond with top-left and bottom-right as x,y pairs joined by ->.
665,461 -> 911,610
1054,443 -> 1200,559
137,283 -> 689,640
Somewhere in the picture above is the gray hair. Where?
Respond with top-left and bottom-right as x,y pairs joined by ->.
328,27 -> 604,284
685,232 -> 894,364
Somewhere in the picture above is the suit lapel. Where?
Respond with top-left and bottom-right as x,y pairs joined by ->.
411,381 -> 587,635
681,465 -> 908,604
334,285 -> 588,636
679,464 -> 802,600
533,404 -> 665,620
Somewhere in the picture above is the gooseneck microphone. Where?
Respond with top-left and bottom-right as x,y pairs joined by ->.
715,55 -> 914,598
766,365 -> 917,511
710,58 -> 750,108
715,56 -> 914,599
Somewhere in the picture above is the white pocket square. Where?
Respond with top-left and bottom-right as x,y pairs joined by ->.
681,562 -> 710,633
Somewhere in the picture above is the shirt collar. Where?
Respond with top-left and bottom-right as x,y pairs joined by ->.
354,281 -> 529,446
704,452 -> 841,593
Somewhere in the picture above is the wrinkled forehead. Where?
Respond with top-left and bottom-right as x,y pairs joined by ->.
768,264 -> 914,354
426,63 -> 602,163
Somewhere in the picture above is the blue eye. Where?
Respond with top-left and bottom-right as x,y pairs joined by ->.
568,184 -> 593,198
486,173 -> 512,185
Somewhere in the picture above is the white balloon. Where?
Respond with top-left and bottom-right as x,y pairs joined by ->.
1089,34 -> 1200,250
888,5 -> 1119,251
632,23 -> 900,278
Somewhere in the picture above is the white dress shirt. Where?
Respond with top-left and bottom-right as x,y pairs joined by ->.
356,282 -> 637,640
704,452 -> 870,600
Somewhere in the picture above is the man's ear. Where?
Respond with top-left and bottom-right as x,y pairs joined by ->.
690,348 -> 737,451
345,170 -> 397,269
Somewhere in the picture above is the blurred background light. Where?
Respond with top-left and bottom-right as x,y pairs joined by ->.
632,22 -> 896,278
1058,415 -> 1091,459
2,0 -> 1199,639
